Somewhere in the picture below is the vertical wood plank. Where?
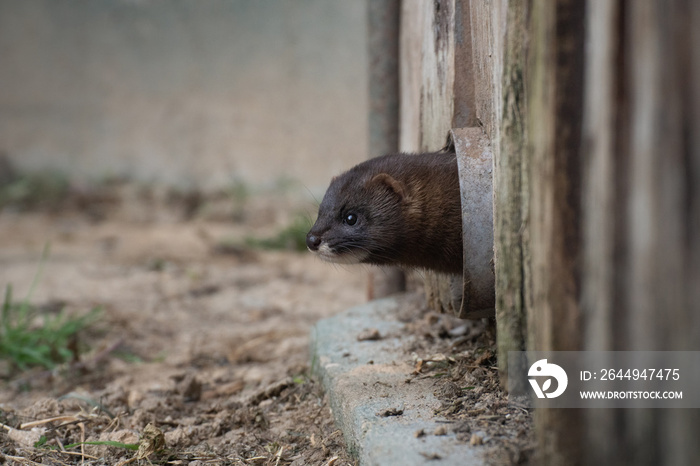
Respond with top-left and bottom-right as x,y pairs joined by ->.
469,0 -> 506,149
415,0 -> 459,315
580,1 -> 623,463
527,0 -> 585,464
367,0 -> 406,298
494,0 -> 529,388
581,1 -> 700,464
453,0 -> 477,128
419,0 -> 456,152
398,0 -> 424,153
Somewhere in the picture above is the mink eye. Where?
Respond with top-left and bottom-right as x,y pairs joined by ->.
344,213 -> 358,226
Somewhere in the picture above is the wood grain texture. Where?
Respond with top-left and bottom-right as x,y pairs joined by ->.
493,0 -> 529,389
527,0 -> 585,463
581,1 -> 700,465
419,0 -> 456,152
398,0 -> 424,153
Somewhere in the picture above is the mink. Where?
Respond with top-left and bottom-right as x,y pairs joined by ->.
306,151 -> 463,275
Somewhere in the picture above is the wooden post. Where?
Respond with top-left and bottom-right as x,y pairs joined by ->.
526,0 -> 586,463
399,0 -> 700,462
367,0 -> 406,298
524,0 -> 700,463
580,1 -> 700,464
492,0 -> 529,389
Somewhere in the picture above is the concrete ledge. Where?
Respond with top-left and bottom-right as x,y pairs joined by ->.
311,297 -> 485,465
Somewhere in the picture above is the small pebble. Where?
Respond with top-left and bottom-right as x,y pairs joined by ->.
376,405 -> 404,417
357,328 -> 382,341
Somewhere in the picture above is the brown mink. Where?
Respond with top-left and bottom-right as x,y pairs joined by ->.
306,151 -> 463,275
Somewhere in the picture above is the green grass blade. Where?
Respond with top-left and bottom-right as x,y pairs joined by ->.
21,242 -> 51,311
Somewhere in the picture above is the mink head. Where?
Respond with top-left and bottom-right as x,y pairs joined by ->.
306,162 -> 410,267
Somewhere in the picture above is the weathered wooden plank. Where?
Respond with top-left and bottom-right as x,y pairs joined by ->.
453,0 -> 477,128
468,0 -> 505,152
398,0 -> 424,153
367,0 -> 406,298
492,0 -> 529,388
400,0 -> 457,314
528,0 -> 584,354
368,0 -> 400,157
579,2 -> 621,462
581,0 -> 618,354
419,0 -> 456,152
527,0 -> 586,464
581,1 -> 700,464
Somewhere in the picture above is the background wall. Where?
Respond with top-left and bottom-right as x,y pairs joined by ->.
0,0 -> 368,194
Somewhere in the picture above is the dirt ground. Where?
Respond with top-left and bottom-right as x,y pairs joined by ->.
0,188 -> 368,465
0,188 -> 533,465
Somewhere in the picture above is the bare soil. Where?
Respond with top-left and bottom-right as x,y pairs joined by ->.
0,190 -> 533,465
0,192 -> 365,465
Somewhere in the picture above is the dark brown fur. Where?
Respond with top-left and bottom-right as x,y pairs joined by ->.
306,151 -> 463,275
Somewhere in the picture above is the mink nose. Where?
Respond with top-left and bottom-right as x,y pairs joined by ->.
306,233 -> 321,251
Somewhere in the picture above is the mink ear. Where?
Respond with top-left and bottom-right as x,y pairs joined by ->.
370,173 -> 408,201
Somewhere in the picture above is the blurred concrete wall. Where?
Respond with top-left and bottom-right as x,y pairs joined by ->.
0,0 -> 367,193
